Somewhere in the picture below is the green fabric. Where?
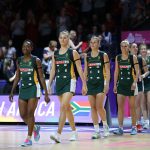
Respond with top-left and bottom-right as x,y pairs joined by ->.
117,54 -> 135,96
54,49 -> 75,95
144,56 -> 150,92
87,51 -> 105,95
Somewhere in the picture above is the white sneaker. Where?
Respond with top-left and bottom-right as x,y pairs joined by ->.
143,121 -> 149,129
69,131 -> 78,141
50,133 -> 61,143
91,132 -> 100,139
103,125 -> 110,137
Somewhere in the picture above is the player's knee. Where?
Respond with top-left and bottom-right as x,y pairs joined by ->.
96,105 -> 104,111
61,103 -> 70,111
91,106 -> 97,111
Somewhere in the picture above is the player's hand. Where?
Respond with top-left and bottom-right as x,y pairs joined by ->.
113,85 -> 117,94
131,82 -> 136,90
82,83 -> 87,96
9,92 -> 14,102
104,84 -> 109,94
44,93 -> 50,104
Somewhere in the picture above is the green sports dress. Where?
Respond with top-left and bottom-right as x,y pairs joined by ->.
87,51 -> 106,95
117,54 -> 138,96
54,49 -> 76,95
18,56 -> 41,100
144,56 -> 150,92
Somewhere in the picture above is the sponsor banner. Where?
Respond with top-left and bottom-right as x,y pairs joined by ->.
121,31 -> 150,44
0,95 -> 94,123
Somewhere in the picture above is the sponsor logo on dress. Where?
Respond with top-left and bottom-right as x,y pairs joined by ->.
20,68 -> 33,72
119,65 -> 131,69
88,63 -> 101,67
55,60 -> 69,64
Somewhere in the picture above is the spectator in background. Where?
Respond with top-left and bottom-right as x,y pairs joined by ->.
91,14 -> 100,27
56,7 -> 71,36
104,13 -> 116,34
93,0 -> 107,23
3,39 -> 16,73
87,25 -> 99,41
80,0 -> 92,22
101,24 -> 112,46
130,2 -> 145,27
42,40 -> 57,94
26,9 -> 38,45
38,13 -> 53,48
3,59 -> 16,94
0,47 -> 5,79
99,34 -> 108,52
0,14 -> 9,45
101,24 -> 112,58
10,12 -> 25,55
69,30 -> 82,50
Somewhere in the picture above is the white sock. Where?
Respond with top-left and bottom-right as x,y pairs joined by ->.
57,132 -> 61,137
102,120 -> 107,126
27,136 -> 31,140
94,124 -> 100,133
72,130 -> 77,133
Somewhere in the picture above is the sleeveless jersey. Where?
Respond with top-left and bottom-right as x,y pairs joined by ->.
54,49 -> 76,94
117,54 -> 135,87
137,56 -> 144,92
86,51 -> 107,95
87,51 -> 106,84
144,56 -> 150,92
19,56 -> 39,89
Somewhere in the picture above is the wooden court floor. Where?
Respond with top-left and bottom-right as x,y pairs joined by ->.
0,125 -> 150,150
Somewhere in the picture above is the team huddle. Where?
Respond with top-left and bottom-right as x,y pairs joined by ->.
9,31 -> 150,147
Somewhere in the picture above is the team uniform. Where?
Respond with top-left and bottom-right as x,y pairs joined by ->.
137,56 -> 144,92
117,54 -> 138,96
144,56 -> 150,92
87,51 -> 106,95
54,49 -> 76,95
18,56 -> 41,100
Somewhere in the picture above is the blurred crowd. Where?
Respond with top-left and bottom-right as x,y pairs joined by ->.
0,0 -> 150,93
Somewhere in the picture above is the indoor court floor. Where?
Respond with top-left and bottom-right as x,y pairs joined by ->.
0,125 -> 150,150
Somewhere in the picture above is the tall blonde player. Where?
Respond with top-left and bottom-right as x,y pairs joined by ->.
48,31 -> 87,143
84,36 -> 110,139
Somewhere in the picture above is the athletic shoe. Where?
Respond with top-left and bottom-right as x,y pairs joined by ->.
103,125 -> 110,137
91,132 -> 100,139
113,128 -> 124,135
130,127 -> 137,135
34,125 -> 40,141
143,121 -> 149,129
50,133 -> 61,143
21,139 -> 32,147
69,130 -> 78,141
136,124 -> 143,132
